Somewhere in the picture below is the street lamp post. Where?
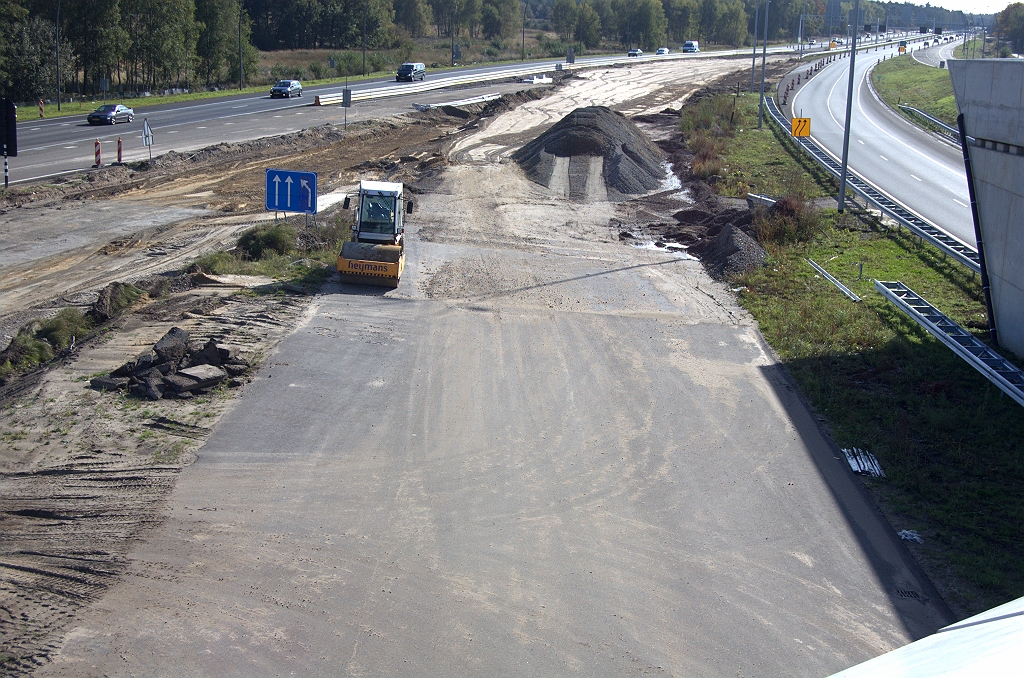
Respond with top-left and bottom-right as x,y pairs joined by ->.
363,0 -> 368,76
522,1 -> 527,61
238,5 -> 243,89
751,0 -> 760,92
757,0 -> 770,128
55,0 -> 61,111
838,0 -> 860,212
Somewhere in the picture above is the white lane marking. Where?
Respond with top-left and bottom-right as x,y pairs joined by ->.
63,146 -> 77,149
224,122 -> 233,125
854,60 -> 965,179
954,199 -> 968,207
911,174 -> 922,181
60,123 -> 70,126
30,127 -> 40,131
167,130 -> 178,133
858,139 -> 864,144
197,126 -> 207,129
273,115 -> 282,118
880,155 -> 888,161
231,105 -> 248,109
295,112 -> 303,115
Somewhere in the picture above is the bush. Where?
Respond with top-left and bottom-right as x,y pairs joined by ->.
190,250 -> 240,274
691,157 -> 724,180
271,63 -> 305,81
308,61 -> 327,80
0,324 -> 53,378
237,224 -> 295,260
36,309 -> 94,351
754,195 -> 823,245
679,95 -> 738,138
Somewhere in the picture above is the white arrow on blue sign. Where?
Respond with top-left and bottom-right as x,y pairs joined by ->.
265,168 -> 318,214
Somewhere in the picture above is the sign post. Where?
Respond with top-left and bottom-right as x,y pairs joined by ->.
265,169 -> 318,215
342,87 -> 352,130
142,118 -> 154,160
1,98 -> 17,189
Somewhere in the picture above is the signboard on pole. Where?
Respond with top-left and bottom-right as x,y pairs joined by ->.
791,117 -> 811,137
265,169 -> 318,214
342,89 -> 352,107
1,97 -> 16,189
1,98 -> 16,157
142,118 -> 154,160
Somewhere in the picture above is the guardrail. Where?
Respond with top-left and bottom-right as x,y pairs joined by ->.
875,281 -> 1024,407
897,104 -> 962,144
763,96 -> 980,273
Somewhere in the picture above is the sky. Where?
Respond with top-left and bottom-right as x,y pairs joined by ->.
930,0 -> 1007,13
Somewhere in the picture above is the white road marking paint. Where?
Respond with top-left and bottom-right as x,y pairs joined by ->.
858,139 -> 864,144
880,155 -> 888,161
911,174 -> 922,181
30,127 -> 40,131
224,122 -> 233,125
954,199 -> 968,208
231,105 -> 247,109
197,126 -> 207,128
166,130 -> 178,134
273,115 -> 282,118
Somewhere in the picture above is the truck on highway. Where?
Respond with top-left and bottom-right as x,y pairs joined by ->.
683,41 -> 700,53
338,181 -> 413,288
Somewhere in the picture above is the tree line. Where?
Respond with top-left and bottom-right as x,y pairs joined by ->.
0,0 -> 983,103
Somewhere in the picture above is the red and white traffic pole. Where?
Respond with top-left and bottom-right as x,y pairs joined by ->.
117,137 -> 122,164
38,100 -> 44,118
93,139 -> 101,167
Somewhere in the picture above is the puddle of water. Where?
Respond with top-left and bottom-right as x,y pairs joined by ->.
660,162 -> 683,192
632,241 -> 696,260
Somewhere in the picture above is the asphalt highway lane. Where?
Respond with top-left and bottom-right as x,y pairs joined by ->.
791,42 -> 975,247
10,47 -> 802,185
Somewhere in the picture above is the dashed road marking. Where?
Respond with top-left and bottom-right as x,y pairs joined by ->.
911,174 -> 922,181
954,199 -> 968,207
880,155 -> 888,161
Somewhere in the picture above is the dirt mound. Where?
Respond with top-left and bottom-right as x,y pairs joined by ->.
512,106 -> 666,201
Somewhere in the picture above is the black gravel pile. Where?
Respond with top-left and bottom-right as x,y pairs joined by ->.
512,106 -> 666,200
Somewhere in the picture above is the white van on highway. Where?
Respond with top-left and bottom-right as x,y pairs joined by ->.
683,41 -> 700,53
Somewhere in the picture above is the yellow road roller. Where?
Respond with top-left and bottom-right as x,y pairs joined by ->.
338,180 -> 413,288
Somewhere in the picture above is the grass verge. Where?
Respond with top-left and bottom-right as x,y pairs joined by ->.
682,92 -> 836,200
871,55 -> 957,126
692,93 -> 1024,617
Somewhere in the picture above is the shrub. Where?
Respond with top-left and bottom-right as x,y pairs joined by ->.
190,251 -> 240,274
271,63 -> 305,81
237,225 -> 295,260
754,195 -> 823,245
308,61 -> 327,80
36,309 -> 94,351
691,157 -> 724,180
0,324 -> 53,378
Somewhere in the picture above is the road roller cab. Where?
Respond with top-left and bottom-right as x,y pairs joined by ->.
338,181 -> 413,288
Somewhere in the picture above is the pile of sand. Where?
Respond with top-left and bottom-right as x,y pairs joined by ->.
512,106 -> 666,201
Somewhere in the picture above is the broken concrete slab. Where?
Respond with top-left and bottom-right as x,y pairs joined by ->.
154,327 -> 191,364
90,376 -> 131,391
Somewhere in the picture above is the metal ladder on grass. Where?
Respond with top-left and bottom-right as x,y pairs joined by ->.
764,97 -> 981,273
875,281 -> 1024,407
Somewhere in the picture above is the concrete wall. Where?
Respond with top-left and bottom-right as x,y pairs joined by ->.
948,60 -> 1024,358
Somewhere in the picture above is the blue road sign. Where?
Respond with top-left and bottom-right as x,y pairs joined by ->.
265,169 -> 318,214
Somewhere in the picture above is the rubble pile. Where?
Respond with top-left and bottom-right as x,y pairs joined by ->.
90,326 -> 249,400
